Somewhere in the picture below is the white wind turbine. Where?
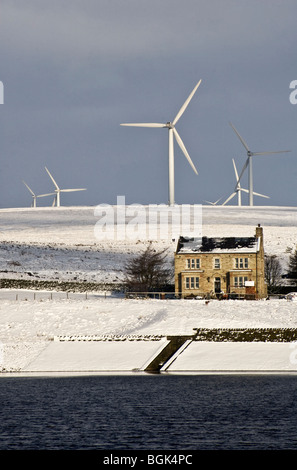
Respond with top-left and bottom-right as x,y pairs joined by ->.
203,197 -> 222,206
229,122 -> 290,206
121,80 -> 201,206
222,159 -> 269,206
23,181 -> 55,208
45,167 -> 86,207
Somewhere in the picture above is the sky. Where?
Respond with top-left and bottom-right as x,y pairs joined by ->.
1,0 -> 297,209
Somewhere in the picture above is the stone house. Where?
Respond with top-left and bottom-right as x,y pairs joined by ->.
174,224 -> 267,299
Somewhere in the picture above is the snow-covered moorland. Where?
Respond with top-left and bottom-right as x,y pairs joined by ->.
1,205 -> 297,373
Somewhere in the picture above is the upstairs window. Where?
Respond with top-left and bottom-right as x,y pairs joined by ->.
186,258 -> 201,269
214,258 -> 221,269
235,258 -> 249,269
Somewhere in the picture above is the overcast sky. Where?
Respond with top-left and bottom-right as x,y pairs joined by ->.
1,0 -> 297,208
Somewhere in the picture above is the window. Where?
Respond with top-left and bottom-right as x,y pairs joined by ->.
234,276 -> 248,287
214,258 -> 220,269
235,258 -> 249,269
186,258 -> 201,269
185,276 -> 199,289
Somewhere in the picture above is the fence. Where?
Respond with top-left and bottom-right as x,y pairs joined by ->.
0,289 -> 293,302
124,291 -> 267,300
0,290 -> 114,301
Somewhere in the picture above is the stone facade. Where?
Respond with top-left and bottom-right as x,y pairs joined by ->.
175,225 -> 267,299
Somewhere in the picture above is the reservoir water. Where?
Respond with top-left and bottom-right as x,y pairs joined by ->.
0,374 -> 297,451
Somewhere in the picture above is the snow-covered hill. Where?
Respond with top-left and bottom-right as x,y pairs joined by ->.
1,205 -> 297,284
1,205 -> 297,373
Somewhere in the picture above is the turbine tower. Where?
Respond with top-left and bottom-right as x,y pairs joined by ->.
121,80 -> 201,206
45,167 -> 86,207
229,122 -> 290,206
23,181 -> 55,208
222,159 -> 269,206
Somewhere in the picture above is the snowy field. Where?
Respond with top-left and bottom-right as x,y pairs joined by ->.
1,205 -> 297,373
1,205 -> 297,283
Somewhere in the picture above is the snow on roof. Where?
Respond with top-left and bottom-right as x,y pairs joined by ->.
176,235 -> 259,254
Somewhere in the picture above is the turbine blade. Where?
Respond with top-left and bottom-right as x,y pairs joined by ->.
229,122 -> 250,152
222,192 -> 236,205
172,79 -> 202,125
23,181 -> 35,196
60,188 -> 86,192
203,197 -> 222,205
234,157 -> 249,190
45,167 -> 59,189
173,128 -> 198,175
252,150 -> 291,156
120,123 -> 165,128
203,200 -> 215,205
252,191 -> 270,199
240,188 -> 269,199
36,193 -> 56,198
232,159 -> 239,182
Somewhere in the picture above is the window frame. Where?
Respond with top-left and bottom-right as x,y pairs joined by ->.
214,258 -> 221,269
235,257 -> 249,269
185,276 -> 200,289
234,276 -> 249,287
186,258 -> 201,269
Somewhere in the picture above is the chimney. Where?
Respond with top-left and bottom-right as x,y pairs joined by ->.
255,224 -> 263,238
255,224 -> 264,253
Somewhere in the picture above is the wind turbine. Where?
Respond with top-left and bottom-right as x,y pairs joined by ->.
23,181 -> 55,208
203,197 -> 222,206
222,159 -> 269,206
229,122 -> 290,206
45,167 -> 86,207
121,80 -> 201,206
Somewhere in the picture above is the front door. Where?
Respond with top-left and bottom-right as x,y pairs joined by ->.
214,277 -> 221,294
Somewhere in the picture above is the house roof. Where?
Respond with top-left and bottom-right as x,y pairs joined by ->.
176,236 -> 260,254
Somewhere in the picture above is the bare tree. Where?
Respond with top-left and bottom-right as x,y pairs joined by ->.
124,243 -> 173,292
265,254 -> 282,293
287,245 -> 297,285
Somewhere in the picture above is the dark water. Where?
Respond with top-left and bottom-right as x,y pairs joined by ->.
0,374 -> 297,450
